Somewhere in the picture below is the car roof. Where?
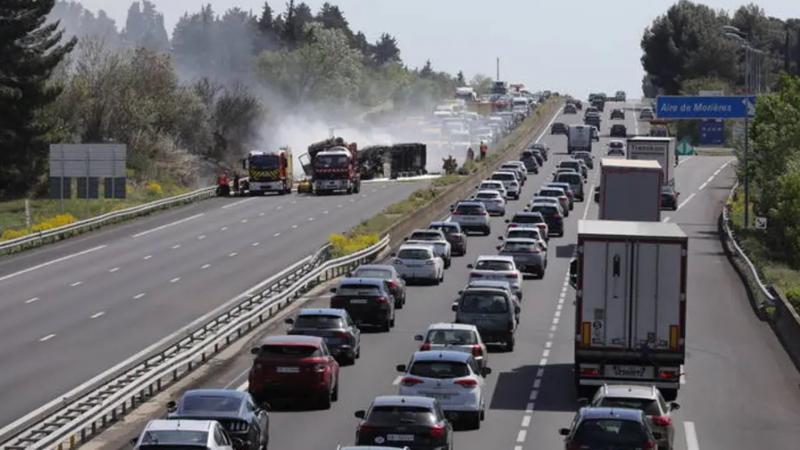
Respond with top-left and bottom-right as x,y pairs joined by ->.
341,277 -> 385,287
476,189 -> 503,195
540,187 -> 565,193
426,322 -> 478,332
512,211 -> 543,218
579,407 -> 645,421
476,254 -> 515,262
354,264 -> 395,273
371,395 -> 437,408
600,384 -> 659,399
181,389 -> 249,401
298,308 -> 348,318
504,238 -> 539,244
145,419 -> 214,432
412,350 -> 471,363
507,226 -> 541,233
456,201 -> 485,207
467,279 -> 511,288
258,335 -> 323,346
430,221 -> 458,228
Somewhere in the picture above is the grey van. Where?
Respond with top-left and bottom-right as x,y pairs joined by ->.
555,171 -> 584,201
452,288 -> 519,351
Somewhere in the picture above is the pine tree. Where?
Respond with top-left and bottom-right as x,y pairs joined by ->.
372,33 -> 400,66
0,0 -> 76,197
420,60 -> 434,78
457,70 -> 465,85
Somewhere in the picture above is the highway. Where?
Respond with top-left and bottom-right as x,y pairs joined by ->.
114,101 -> 800,450
0,179 -> 428,426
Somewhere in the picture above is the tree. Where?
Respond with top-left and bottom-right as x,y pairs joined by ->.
256,1 -> 279,50
316,2 -> 351,38
419,60 -> 434,78
469,73 -> 493,95
0,0 -> 76,197
281,1 -> 314,48
123,1 -> 169,52
372,33 -> 400,66
456,71 -> 465,86
49,1 -> 122,48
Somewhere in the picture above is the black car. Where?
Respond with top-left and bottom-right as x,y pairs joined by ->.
661,185 -> 679,210
610,124 -> 627,137
530,204 -> 564,237
584,115 -> 601,130
167,389 -> 269,450
564,103 -> 577,114
551,122 -> 568,135
330,278 -> 395,331
429,221 -> 468,256
610,108 -> 625,120
355,395 -> 453,450
286,308 -> 361,364
519,150 -> 541,172
351,264 -> 408,307
529,143 -> 549,160
524,149 -> 544,166
572,151 -> 594,169
559,407 -> 662,450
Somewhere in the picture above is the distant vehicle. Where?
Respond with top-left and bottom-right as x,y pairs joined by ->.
466,255 -> 523,300
610,108 -> 625,120
396,351 -> 490,429
530,196 -> 567,218
330,277 -> 396,330
248,335 -> 340,409
661,185 -> 679,211
301,137 -> 361,195
529,204 -> 564,237
350,265 -> 407,309
500,162 -> 529,180
491,171 -> 521,199
506,211 -> 549,240
354,396 -> 454,450
452,286 -> 520,349
590,384 -> 680,450
554,171 -> 584,201
590,125 -> 600,141
584,114 -> 601,130
491,80 -> 509,95
450,201 -> 491,235
286,308 -> 361,365
166,390 -> 268,450
608,140 -> 625,156
242,148 -> 293,195
505,160 -> 533,177
477,179 -> 508,198
455,86 -> 477,102
392,244 -> 445,285
528,142 -> 550,159
572,151 -> 594,169
567,125 -> 592,154
627,136 -> 676,189
519,149 -> 541,172
429,221 -> 467,256
559,407 -> 662,450
414,323 -> 488,370
610,124 -> 627,137
557,160 -> 586,179
497,237 -> 547,277
501,227 -> 547,251
544,182 -> 575,208
132,420 -> 236,450
551,122 -> 569,135
615,90 -> 627,102
472,189 -> 507,216
584,106 -> 599,117
640,108 -> 655,120
599,159 -> 662,222
564,103 -> 578,114
407,229 -> 452,268
538,187 -> 571,213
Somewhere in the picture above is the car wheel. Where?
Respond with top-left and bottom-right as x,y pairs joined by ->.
381,318 -> 391,332
395,299 -> 403,309
390,314 -> 396,328
506,334 -> 515,352
444,258 -> 451,269
318,389 -> 332,409
356,345 -> 361,359
466,412 -> 481,430
331,381 -> 339,402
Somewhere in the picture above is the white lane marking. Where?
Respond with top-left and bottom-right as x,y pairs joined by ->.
544,341 -> 552,349
133,293 -> 146,300
308,217 -> 315,221
550,325 -> 557,332
221,197 -> 255,209
259,212 -> 265,217
323,210 -> 329,215
556,303 -> 563,311
25,297 -> 40,304
516,430 -> 527,443
223,368 -> 250,389
539,357 -> 548,366
699,181 -> 708,190
170,277 -> 181,283
392,376 -> 403,386
241,219 -> 248,223
291,225 -> 298,229
678,155 -> 694,166
514,446 -> 523,450
39,334 -> 56,342
526,402 -> 535,412
273,232 -> 281,237
533,105 -> 564,143
680,364 -> 686,385
663,217 -> 671,223
109,267 -> 120,273
229,252 -> 238,257
536,368 -> 545,378
277,205 -> 283,210
237,381 -> 248,392
521,415 -> 531,427
252,242 -> 260,247
684,421 -> 700,450
0,245 -> 107,283
197,235 -> 206,240
533,379 -> 542,389
69,281 -> 82,287
220,226 -> 228,231
132,214 -> 204,238
171,244 -> 181,249
677,192 -> 696,210
90,311 -> 105,319
705,175 -> 714,184
337,204 -> 343,208
552,317 -> 559,325
201,264 -> 211,269
582,183 -> 595,220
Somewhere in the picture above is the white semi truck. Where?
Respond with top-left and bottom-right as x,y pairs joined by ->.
570,220 -> 688,400
567,125 -> 593,154
626,136 -> 676,187
599,159 -> 662,222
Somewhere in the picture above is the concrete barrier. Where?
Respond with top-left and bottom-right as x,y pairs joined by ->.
770,288 -> 800,372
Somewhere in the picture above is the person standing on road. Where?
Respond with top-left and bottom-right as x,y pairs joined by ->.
217,171 -> 230,197
479,141 -> 488,160
233,171 -> 240,195
466,147 -> 475,161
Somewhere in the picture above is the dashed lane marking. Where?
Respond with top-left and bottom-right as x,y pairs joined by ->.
678,155 -> 694,166
252,242 -> 260,247
241,219 -> 248,223
684,421 -> 700,450
228,252 -> 238,257
25,297 -> 39,304
132,214 -> 204,238
171,244 -> 181,249
90,311 -> 105,319
69,281 -> 82,287
521,416 -> 531,427
39,334 -> 56,342
143,255 -> 152,260
220,226 -> 228,231
291,225 -> 298,229
221,198 -> 255,209
109,267 -> 120,273
201,264 -> 211,269
170,277 -> 181,283
133,293 -> 146,300
516,430 -> 527,443
273,232 -> 281,237
677,193 -> 696,210
0,245 -> 107,283
198,235 -> 206,240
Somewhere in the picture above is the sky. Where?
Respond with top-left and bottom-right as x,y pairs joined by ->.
73,0 -> 798,99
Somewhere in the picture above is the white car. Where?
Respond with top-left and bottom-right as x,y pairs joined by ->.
472,189 -> 506,216
500,163 -> 527,182
490,171 -> 520,199
502,226 -> 547,251
478,180 -> 507,198
466,255 -> 523,300
396,350 -> 490,429
449,201 -> 491,235
393,244 -> 444,285
414,323 -> 488,370
407,229 -> 452,268
132,420 -> 235,450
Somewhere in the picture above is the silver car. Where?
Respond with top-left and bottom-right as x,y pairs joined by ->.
407,229 -> 452,268
529,196 -> 567,218
497,237 -> 547,278
392,245 -> 444,285
450,201 -> 491,235
478,180 -> 507,198
490,171 -> 520,199
501,227 -> 547,251
414,323 -> 488,370
472,189 -> 506,216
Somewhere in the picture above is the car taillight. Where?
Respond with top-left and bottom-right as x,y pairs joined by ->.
429,424 -> 447,439
454,378 -> 478,388
420,342 -> 431,351
387,280 -> 398,289
580,367 -> 600,376
308,363 -> 327,373
377,296 -> 390,305
644,439 -> 657,449
651,415 -> 672,427
335,331 -> 350,339
451,211 -> 462,215
358,423 -> 374,434
506,273 -> 518,279
401,376 -> 424,386
508,223 -> 518,228
471,344 -> 482,357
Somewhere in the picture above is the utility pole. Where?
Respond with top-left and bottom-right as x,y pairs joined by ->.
784,24 -> 791,73
496,57 -> 500,81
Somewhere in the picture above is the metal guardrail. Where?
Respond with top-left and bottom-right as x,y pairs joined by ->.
0,186 -> 219,254
0,236 -> 389,450
720,182 -> 775,311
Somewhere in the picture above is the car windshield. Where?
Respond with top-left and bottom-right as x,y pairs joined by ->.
475,260 -> 514,271
455,204 -> 485,215
295,315 -> 345,329
502,242 -> 537,252
426,329 -> 477,345
557,174 -> 581,184
338,284 -> 382,296
249,154 -> 280,169
315,154 -> 349,168
574,419 -> 647,445
181,395 -> 241,413
367,406 -> 436,426
512,215 -> 542,224
431,224 -> 458,235
258,345 -> 320,357
460,293 -> 509,313
598,398 -> 662,416
560,162 -> 579,169
397,249 -> 432,260
492,173 -> 515,181
540,190 -> 561,197
139,431 -> 207,446
480,183 -> 503,191
409,361 -> 470,379
353,269 -> 392,279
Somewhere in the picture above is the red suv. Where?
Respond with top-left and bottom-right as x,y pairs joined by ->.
248,335 -> 340,409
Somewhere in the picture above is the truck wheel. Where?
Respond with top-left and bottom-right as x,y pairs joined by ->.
661,388 -> 678,401
381,319 -> 391,332
506,334 -> 515,352
353,183 -> 360,194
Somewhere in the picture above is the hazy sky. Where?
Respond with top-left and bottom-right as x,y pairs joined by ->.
74,0 -> 797,98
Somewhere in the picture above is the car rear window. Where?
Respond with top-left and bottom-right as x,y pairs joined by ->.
503,242 -> 537,252
511,214 -> 542,224
258,345 -> 320,357
397,249 -> 432,260
556,173 -> 581,184
507,230 -> 539,240
409,361 -> 470,379
574,419 -> 647,445
475,260 -> 514,271
476,192 -> 499,199
559,162 -> 579,169
339,284 -> 382,296
540,190 -> 561,197
455,204 -> 485,215
367,406 -> 436,426
431,224 -> 459,235
460,293 -> 509,313
425,329 -> 477,345
491,173 -> 515,181
353,269 -> 392,279
410,232 -> 440,241
139,430 -> 208,446
532,206 -> 559,217
181,395 -> 241,413
598,398 -> 662,416
295,315 -> 345,329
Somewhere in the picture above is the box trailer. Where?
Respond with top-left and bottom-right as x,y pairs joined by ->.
599,159 -> 662,222
570,220 -> 688,400
626,136 -> 675,187
568,125 -> 593,154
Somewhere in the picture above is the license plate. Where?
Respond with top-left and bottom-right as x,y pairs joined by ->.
387,434 -> 414,442
424,392 -> 451,400
276,367 -> 299,373
350,299 -> 368,304
606,365 -> 652,378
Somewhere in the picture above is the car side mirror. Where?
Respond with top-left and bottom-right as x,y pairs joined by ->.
514,306 -> 521,314
481,367 -> 492,376
670,402 -> 681,411
577,398 -> 589,406
451,302 -> 458,311
250,347 -> 260,355
559,428 -> 570,436
403,237 -> 408,241
496,245 -> 502,251
414,334 -> 424,341
284,318 -> 294,325
504,219 -> 509,223
498,236 -> 504,241
466,264 -> 474,269
457,290 -> 463,295
130,438 -> 138,446
330,288 -> 337,293
391,253 -> 397,257
166,400 -> 177,412
652,432 -> 663,440
354,410 -> 366,419
396,364 -> 407,372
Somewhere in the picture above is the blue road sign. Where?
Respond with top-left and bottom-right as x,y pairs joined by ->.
656,95 -> 756,119
699,120 -> 724,145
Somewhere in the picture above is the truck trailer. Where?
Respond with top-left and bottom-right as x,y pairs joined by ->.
567,125 -> 593,154
359,143 -> 427,180
626,136 -> 676,187
599,159 -> 662,222
570,220 -> 688,400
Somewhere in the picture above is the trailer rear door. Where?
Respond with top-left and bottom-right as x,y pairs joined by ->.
631,242 -> 683,351
582,240 -> 630,348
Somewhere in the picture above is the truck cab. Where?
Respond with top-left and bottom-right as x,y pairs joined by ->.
243,149 -> 293,195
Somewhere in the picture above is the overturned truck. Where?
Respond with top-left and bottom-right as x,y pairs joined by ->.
358,143 -> 427,180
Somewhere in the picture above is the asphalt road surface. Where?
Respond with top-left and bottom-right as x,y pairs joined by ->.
135,102 -> 800,450
0,179 -> 427,426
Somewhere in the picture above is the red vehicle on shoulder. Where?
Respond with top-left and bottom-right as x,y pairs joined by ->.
248,335 -> 340,409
